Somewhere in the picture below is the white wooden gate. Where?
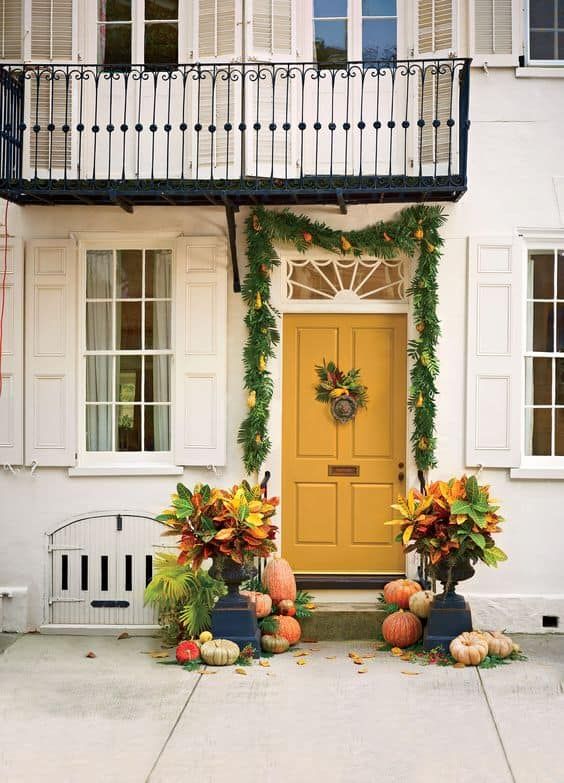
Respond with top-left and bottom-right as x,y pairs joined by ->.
48,513 -> 172,627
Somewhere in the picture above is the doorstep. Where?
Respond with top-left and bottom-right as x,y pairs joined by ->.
300,601 -> 386,641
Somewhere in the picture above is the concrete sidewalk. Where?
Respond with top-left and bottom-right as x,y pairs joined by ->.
0,634 -> 562,783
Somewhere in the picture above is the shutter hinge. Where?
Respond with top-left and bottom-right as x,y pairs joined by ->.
117,514 -> 123,531
49,598 -> 85,605
48,545 -> 83,553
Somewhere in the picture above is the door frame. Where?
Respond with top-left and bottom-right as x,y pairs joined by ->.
269,245 -> 418,584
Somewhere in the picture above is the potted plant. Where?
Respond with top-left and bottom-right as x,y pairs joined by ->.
386,475 -> 507,649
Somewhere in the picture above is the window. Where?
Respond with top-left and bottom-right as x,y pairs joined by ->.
528,0 -> 564,63
361,0 -> 397,60
84,246 -> 173,458
525,249 -> 564,457
313,0 -> 348,63
97,0 -> 178,66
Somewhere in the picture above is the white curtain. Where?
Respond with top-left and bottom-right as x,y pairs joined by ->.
151,250 -> 171,451
86,250 -> 113,451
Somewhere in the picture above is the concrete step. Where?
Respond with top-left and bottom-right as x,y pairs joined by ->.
299,602 -> 386,641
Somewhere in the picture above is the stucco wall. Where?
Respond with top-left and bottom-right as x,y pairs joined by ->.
1,67 -> 564,631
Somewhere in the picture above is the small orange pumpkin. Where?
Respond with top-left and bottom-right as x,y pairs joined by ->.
381,610 -> 422,648
262,556 -> 297,603
273,615 -> 301,646
449,632 -> 489,666
483,631 -> 514,659
278,599 -> 296,617
241,590 -> 272,619
383,579 -> 422,609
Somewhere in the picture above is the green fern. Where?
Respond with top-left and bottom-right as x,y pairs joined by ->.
144,553 -> 196,610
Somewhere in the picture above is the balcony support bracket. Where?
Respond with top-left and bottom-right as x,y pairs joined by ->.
110,191 -> 134,214
223,195 -> 241,293
336,189 -> 348,215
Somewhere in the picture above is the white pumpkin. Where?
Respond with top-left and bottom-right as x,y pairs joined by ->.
408,589 -> 435,619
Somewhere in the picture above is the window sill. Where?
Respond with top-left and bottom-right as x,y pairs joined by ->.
510,468 -> 564,480
515,66 -> 564,79
68,465 -> 184,477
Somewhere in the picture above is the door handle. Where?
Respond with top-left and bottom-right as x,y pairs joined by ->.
398,472 -> 405,481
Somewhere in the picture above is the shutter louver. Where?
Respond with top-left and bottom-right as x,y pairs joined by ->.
0,239 -> 23,465
175,237 -> 227,467
466,237 -> 522,467
420,68 -> 452,167
30,75 -> 72,170
252,0 -> 292,56
198,0 -> 236,59
31,0 -> 73,61
472,0 -> 514,64
25,239 -> 76,467
418,0 -> 453,55
0,0 -> 22,59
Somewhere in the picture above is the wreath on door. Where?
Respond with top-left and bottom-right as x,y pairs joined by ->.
314,360 -> 368,423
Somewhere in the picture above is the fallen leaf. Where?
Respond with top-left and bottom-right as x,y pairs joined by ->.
259,660 -> 270,667
453,662 -> 466,669
373,641 -> 387,649
308,647 -> 321,652
348,650 -> 361,659
400,654 -> 412,662
391,647 -> 404,656
352,658 -> 364,665
296,659 -> 307,666
85,651 -> 96,659
117,632 -> 130,640
147,651 -> 170,659
401,671 -> 420,676
200,669 -> 217,675
325,656 -> 337,660
235,668 -> 248,676
302,638 -> 318,643
361,653 -> 376,659
358,667 -> 368,674
306,603 -> 316,610
293,650 -> 310,657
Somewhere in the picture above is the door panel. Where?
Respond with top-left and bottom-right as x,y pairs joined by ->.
282,313 -> 406,574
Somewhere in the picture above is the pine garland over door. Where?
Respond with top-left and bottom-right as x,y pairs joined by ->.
238,205 -> 446,482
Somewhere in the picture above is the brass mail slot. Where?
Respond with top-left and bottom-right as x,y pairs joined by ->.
328,465 -> 360,477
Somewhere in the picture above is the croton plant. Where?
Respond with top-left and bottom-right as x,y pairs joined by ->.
157,481 -> 278,568
386,475 -> 507,569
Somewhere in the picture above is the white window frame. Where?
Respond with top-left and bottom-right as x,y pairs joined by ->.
519,234 -> 564,469
525,0 -> 564,67
76,235 -> 178,470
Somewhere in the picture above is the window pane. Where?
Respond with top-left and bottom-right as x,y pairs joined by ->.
116,355 -> 142,402
556,358 -> 564,405
558,252 -> 564,299
558,303 -> 564,351
556,409 -> 564,456
560,3 -> 564,27
558,32 -> 564,59
145,0 -> 178,20
315,20 -> 347,62
362,19 -> 397,60
99,24 -> 132,65
86,251 -> 113,298
145,301 -> 171,349
145,406 -> 170,451
314,0 -> 347,16
526,408 -> 552,456
528,302 -> 554,352
145,23 -> 178,65
86,302 -> 112,350
86,405 -> 112,451
525,357 -> 552,405
116,301 -> 142,349
530,0 -> 554,27
86,356 -> 113,402
116,405 -> 141,451
530,30 -> 555,60
117,249 -> 142,298
528,252 -> 554,299
363,0 -> 396,15
145,356 -> 171,402
99,0 -> 131,22
145,250 -> 172,298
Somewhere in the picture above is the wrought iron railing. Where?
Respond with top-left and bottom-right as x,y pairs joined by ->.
0,59 -> 470,206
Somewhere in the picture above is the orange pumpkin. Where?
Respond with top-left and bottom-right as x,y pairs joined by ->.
278,599 -> 296,617
383,579 -> 422,609
273,615 -> 301,646
381,610 -> 422,648
241,590 -> 272,619
262,556 -> 297,603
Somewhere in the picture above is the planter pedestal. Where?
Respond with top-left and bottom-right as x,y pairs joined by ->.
423,561 -> 474,652
210,560 -> 261,657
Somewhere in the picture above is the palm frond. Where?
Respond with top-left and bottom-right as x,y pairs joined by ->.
144,553 -> 197,610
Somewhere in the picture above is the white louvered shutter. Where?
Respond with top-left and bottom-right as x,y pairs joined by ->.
174,237 -> 227,467
466,237 -> 522,467
0,0 -> 22,59
196,0 -> 240,177
417,1 -> 456,171
29,0 -> 73,173
470,0 -> 517,66
25,239 -> 77,467
0,238 -> 23,465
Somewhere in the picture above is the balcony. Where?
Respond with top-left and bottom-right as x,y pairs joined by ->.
0,59 -> 470,210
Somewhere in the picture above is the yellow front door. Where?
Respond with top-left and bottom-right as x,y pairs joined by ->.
282,313 -> 406,574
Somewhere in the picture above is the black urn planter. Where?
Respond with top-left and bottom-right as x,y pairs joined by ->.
423,560 -> 475,652
210,558 -> 261,657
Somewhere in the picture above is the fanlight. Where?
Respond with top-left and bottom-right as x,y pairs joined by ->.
285,256 -> 407,302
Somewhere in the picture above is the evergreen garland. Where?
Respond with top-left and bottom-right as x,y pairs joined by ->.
239,204 -> 446,479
